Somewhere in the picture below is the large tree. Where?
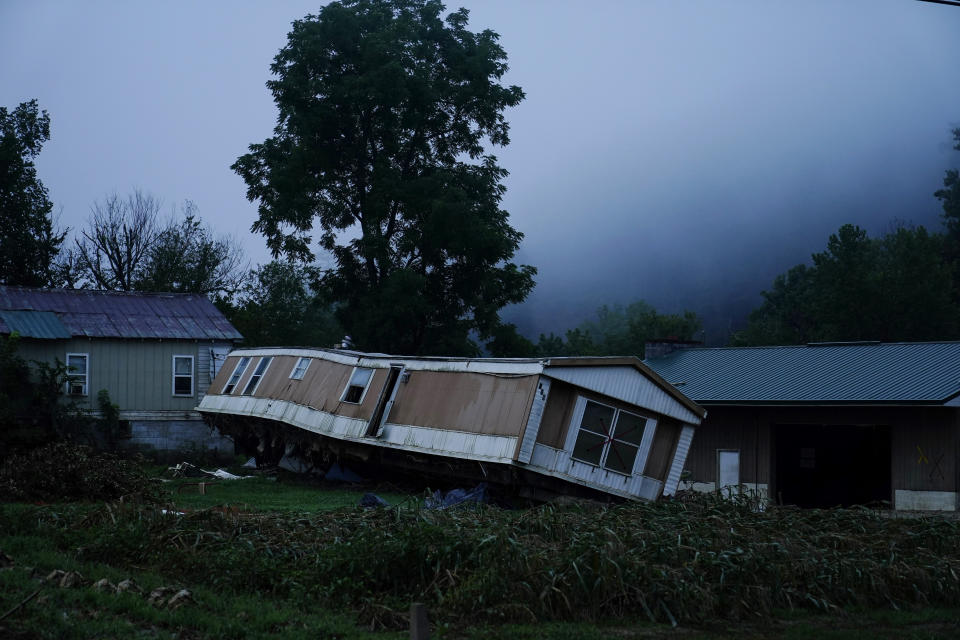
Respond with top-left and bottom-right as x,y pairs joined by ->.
0,100 -> 64,287
233,0 -> 535,356
227,261 -> 342,348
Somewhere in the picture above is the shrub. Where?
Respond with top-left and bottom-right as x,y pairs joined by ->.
0,442 -> 167,503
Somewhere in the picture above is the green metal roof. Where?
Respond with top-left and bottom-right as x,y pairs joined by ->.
643,342 -> 960,405
0,310 -> 71,339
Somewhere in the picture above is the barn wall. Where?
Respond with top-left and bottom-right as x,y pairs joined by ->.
685,405 -> 959,509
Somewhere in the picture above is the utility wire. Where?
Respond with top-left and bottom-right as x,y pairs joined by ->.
916,0 -> 960,7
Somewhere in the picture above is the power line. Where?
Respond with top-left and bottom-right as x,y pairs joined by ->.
916,0 -> 960,7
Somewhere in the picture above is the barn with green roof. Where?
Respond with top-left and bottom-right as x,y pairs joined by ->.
644,340 -> 960,511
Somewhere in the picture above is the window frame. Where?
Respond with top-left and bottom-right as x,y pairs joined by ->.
65,352 -> 89,396
567,397 -> 649,476
289,357 -> 312,380
222,356 -> 251,395
340,366 -> 375,404
241,356 -> 273,396
172,354 -> 195,397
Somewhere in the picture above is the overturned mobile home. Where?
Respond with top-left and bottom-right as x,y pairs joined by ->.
197,348 -> 706,501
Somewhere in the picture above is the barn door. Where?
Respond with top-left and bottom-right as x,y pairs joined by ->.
718,449 -> 740,495
365,365 -> 404,438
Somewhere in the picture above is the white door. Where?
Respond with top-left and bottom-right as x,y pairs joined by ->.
718,450 -> 740,494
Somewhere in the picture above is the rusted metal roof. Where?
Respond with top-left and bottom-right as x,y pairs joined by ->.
0,286 -> 242,341
644,342 -> 960,405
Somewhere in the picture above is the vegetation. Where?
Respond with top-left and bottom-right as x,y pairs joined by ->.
534,300 -> 702,358
226,260 -> 342,348
68,191 -> 247,297
3,488 -> 960,638
735,223 -> 959,345
0,99 -> 65,288
0,442 -> 163,503
233,0 -> 535,356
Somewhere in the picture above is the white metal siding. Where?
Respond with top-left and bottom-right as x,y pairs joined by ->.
518,377 -> 550,463
544,366 -> 701,424
663,425 -> 696,496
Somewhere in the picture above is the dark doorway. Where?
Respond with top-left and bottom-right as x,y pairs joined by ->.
774,424 -> 891,508
365,365 -> 403,437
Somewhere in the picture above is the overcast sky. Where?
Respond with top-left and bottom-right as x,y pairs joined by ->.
3,0 -> 960,340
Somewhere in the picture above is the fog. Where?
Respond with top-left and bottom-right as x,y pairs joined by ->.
2,0 -> 959,343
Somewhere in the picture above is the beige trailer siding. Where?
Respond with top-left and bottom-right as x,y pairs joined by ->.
644,419 -> 680,480
537,380 -> 578,448
212,354 -> 387,421
389,371 -> 538,436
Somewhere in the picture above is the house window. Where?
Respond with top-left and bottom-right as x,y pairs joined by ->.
571,400 -> 647,475
223,356 -> 250,394
66,353 -> 88,396
341,367 -> 374,404
290,357 -> 312,380
172,355 -> 194,397
241,356 -> 273,396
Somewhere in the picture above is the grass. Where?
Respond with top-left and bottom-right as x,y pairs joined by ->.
3,462 -> 960,638
164,474 -> 415,513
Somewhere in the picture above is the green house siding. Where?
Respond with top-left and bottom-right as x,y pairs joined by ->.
16,338 -> 232,413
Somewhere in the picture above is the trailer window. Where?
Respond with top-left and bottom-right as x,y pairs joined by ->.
241,356 -> 273,395
571,400 -> 647,475
223,356 -> 250,394
290,357 -> 311,380
341,367 -> 374,404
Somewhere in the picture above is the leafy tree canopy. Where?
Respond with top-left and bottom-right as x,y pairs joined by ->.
936,127 -> 960,243
226,261 -> 342,348
0,99 -> 64,287
233,0 -> 535,356
533,301 -> 702,358
735,223 -> 958,345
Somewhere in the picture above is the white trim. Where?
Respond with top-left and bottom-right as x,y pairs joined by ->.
289,357 -> 312,380
634,418 -> 658,476
241,356 -> 273,396
663,425 -> 696,497
517,377 -> 550,464
226,347 -> 546,376
370,365 -> 404,437
223,356 -> 251,395
65,352 -> 89,396
527,444 -> 664,501
340,366 -> 375,404
172,354 -> 195,397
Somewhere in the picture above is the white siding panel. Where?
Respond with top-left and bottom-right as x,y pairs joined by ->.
663,425 -> 696,497
199,395 -> 517,463
518,377 -> 550,464
544,366 -> 700,424
527,443 -> 664,501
